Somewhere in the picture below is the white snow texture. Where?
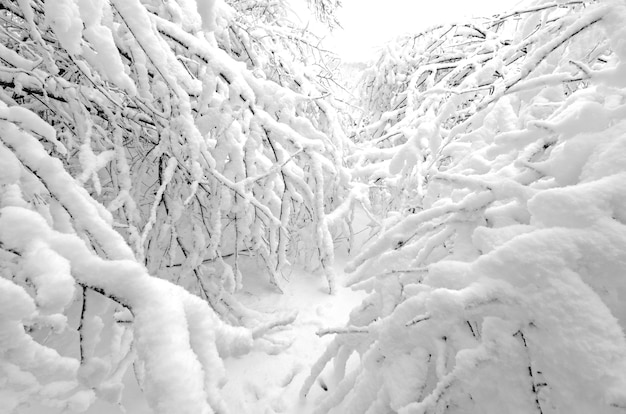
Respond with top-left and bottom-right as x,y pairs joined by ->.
2,0 -> 626,413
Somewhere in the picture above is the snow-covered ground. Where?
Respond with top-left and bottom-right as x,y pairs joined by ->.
221,259 -> 365,414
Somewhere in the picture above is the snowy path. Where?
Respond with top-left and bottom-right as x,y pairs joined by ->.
222,258 -> 365,413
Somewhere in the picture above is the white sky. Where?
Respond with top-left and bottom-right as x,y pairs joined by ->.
304,0 -> 523,61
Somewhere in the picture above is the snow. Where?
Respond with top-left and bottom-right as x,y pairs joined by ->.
293,1 -> 626,412
0,106 -> 64,155
1,97 -> 363,412
0,145 -> 20,186
196,0 -> 218,32
22,242 -> 75,314
12,261 -> 365,414
110,0 -> 196,94
0,274 -> 85,413
4,0 -> 626,413
0,43 -> 37,72
221,261 -> 365,413
44,0 -> 83,55
78,0 -> 136,94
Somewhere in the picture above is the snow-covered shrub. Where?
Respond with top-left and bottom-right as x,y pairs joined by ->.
0,0 -> 344,412
218,0 -> 351,279
0,0 -> 347,309
0,103 -> 260,413
304,1 -> 626,412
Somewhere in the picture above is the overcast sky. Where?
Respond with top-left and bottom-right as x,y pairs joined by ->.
318,0 -> 523,61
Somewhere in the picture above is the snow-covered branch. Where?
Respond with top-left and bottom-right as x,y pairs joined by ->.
0,0 -> 349,411
304,1 -> 626,412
